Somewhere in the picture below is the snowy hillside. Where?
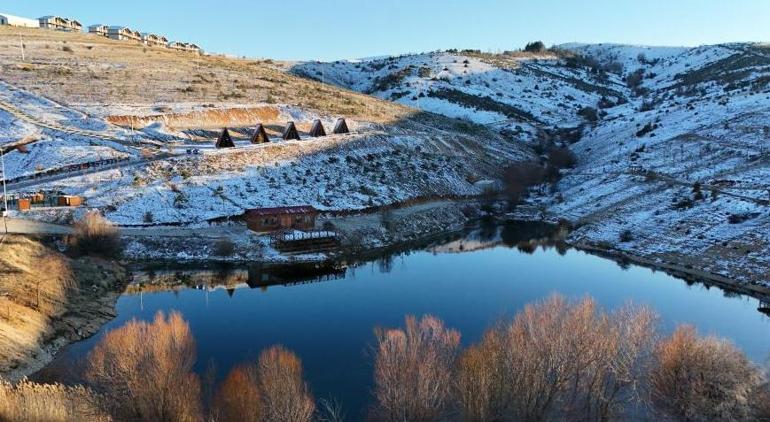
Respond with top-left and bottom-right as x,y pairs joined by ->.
293,51 -> 628,142
295,44 -> 770,286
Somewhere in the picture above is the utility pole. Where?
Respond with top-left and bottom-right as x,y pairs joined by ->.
1,148 -> 8,236
19,34 -> 24,62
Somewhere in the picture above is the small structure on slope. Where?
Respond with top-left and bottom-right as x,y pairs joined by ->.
282,122 -> 301,141
245,206 -> 317,232
333,118 -> 350,134
216,128 -> 235,148
309,119 -> 327,137
250,123 -> 270,144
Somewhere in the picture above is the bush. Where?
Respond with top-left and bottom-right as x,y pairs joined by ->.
62,45 -> 74,53
85,311 -> 202,421
214,346 -> 314,422
456,296 -> 657,421
650,325 -> 763,421
578,106 -> 599,122
70,212 -> 123,259
548,147 -> 577,169
0,379 -> 109,422
503,161 -> 546,206
524,41 -> 546,53
143,211 -> 154,224
619,229 -> 634,242
372,315 -> 460,421
213,239 -> 235,257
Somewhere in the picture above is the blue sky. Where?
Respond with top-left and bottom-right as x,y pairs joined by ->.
6,1 -> 770,60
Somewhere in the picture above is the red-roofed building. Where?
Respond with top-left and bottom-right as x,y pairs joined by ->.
245,206 -> 318,232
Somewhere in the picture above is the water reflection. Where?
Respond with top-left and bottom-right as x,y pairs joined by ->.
34,221 -> 770,420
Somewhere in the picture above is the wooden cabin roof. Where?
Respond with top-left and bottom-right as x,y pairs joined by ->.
246,206 -> 317,216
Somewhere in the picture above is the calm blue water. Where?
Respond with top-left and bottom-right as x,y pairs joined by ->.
40,226 -> 770,419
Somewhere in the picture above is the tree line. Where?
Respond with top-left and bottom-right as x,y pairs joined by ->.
1,295 -> 768,421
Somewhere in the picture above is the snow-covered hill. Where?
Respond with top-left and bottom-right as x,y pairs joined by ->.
295,44 -> 770,286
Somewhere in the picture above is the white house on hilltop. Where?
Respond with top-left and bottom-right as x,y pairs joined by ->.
141,33 -> 168,47
0,13 -> 39,28
39,16 -> 82,32
88,24 -> 109,38
107,26 -> 141,42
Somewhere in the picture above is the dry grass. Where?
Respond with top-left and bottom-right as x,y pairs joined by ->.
85,311 -> 202,422
0,379 -> 110,422
372,315 -> 460,421
69,212 -> 123,258
0,26 -> 412,124
0,236 -> 75,373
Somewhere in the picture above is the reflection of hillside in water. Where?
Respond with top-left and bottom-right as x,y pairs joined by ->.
429,221 -> 569,255
127,222 -> 569,295
128,262 -> 348,296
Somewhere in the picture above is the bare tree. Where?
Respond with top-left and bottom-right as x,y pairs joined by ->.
455,295 -> 658,421
372,315 -> 460,421
649,325 -> 763,421
85,311 -> 203,422
213,365 -> 263,422
213,345 -> 314,422
257,346 -> 315,422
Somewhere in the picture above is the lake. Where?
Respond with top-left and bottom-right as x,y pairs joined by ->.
37,222 -> 770,420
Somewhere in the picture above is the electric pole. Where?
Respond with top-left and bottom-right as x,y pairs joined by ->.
1,148 -> 8,237
19,34 -> 24,62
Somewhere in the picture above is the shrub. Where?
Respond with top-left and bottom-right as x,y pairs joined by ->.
0,379 -> 109,422
649,325 -> 763,421
548,147 -> 577,169
213,346 -> 314,422
619,229 -> 634,242
524,41 -> 546,53
372,315 -> 460,421
502,161 -> 545,206
70,212 -> 123,258
143,211 -> 154,224
62,45 -> 74,53
578,106 -> 599,122
213,239 -> 235,257
85,311 -> 203,422
456,295 -> 657,421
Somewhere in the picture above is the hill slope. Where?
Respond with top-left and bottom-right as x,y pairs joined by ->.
0,26 -> 529,226
296,44 -> 770,286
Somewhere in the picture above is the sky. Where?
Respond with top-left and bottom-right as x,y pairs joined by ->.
5,0 -> 770,61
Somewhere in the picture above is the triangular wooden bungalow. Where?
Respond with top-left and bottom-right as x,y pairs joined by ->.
215,128 -> 235,148
282,121 -> 301,141
250,123 -> 270,144
333,118 -> 350,134
309,119 -> 326,137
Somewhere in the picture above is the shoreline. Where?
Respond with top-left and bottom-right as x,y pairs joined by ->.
12,205 -> 770,380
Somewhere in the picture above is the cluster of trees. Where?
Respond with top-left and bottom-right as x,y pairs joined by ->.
68,211 -> 123,259
372,296 -> 770,421
502,146 -> 577,207
2,298 -> 768,421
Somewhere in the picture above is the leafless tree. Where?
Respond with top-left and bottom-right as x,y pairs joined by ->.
649,325 -> 764,421
455,295 -> 658,421
85,311 -> 203,422
372,315 -> 460,421
257,345 -> 315,422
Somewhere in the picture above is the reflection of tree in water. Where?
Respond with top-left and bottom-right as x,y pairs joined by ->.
378,253 -> 395,274
500,221 -> 567,255
478,220 -> 499,242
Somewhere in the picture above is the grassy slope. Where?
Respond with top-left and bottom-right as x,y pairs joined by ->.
0,26 -> 412,123
0,235 -> 126,379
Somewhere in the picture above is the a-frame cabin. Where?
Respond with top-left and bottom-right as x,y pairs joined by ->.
215,128 -> 235,148
309,119 -> 327,137
333,118 -> 350,134
250,123 -> 270,144
283,121 -> 301,141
